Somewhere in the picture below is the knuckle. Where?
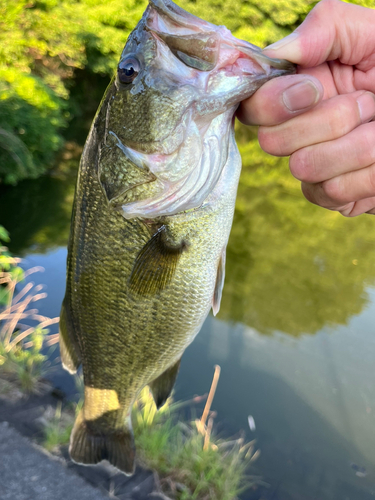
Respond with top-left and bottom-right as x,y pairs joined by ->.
367,165 -> 375,194
322,0 -> 340,9
315,0 -> 341,14
326,100 -> 356,137
338,203 -> 355,217
322,177 -> 346,205
322,178 -> 343,204
360,124 -> 375,163
307,0 -> 338,24
258,127 -> 289,156
290,148 -> 315,182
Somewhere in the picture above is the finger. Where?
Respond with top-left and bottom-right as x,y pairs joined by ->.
258,91 -> 375,157
344,198 -> 375,217
237,74 -> 323,126
301,163 -> 375,209
262,0 -> 375,73
290,120 -> 375,183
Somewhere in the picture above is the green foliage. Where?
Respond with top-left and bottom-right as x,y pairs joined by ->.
43,417 -> 73,451
0,0 -> 146,184
0,226 -> 23,305
4,327 -> 49,393
0,226 -> 10,244
0,69 -> 66,184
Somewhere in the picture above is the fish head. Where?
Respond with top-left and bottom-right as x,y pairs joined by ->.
99,0 -> 295,218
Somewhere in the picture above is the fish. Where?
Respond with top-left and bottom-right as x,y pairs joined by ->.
59,0 -> 295,475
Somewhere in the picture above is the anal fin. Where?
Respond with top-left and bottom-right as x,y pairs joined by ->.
59,300 -> 81,374
149,358 -> 181,409
212,246 -> 226,316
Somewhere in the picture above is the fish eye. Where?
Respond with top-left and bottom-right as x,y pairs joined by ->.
117,57 -> 140,84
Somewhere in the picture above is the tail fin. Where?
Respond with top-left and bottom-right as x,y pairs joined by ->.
69,409 -> 135,475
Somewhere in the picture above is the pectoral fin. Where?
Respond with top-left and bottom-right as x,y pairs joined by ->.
59,300 -> 81,374
129,225 -> 188,296
212,246 -> 226,316
149,358 -> 181,409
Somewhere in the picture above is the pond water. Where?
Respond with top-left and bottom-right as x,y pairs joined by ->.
1,124 -> 375,500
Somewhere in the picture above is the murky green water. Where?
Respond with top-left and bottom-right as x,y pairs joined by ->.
1,125 -> 375,499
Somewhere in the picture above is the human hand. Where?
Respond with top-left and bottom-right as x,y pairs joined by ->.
238,0 -> 375,216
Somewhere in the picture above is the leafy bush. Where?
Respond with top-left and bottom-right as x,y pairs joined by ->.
0,69 -> 66,184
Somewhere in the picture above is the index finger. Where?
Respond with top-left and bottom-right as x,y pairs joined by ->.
237,73 -> 324,126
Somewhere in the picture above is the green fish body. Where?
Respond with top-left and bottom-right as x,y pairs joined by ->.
60,0 -> 295,474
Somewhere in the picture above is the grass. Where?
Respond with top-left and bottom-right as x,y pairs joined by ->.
43,401 -> 75,452
0,235 -> 59,393
42,374 -> 84,451
133,366 -> 259,500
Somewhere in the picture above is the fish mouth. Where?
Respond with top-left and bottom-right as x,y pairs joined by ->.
146,0 -> 295,77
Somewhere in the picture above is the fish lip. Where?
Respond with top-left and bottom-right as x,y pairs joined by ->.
148,0 -> 215,31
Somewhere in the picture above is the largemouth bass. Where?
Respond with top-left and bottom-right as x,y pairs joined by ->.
60,0 -> 295,474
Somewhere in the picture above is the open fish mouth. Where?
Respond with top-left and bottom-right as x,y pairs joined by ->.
146,0 -> 294,76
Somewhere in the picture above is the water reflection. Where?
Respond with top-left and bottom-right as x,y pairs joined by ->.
219,124 -> 375,336
0,142 -> 79,255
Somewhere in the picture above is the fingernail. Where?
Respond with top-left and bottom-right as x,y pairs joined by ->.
357,92 -> 375,123
282,80 -> 320,112
264,32 -> 299,51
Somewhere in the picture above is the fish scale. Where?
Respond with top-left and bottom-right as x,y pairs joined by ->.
59,0 -> 295,474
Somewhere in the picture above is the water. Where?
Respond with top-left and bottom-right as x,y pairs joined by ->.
1,128 -> 375,499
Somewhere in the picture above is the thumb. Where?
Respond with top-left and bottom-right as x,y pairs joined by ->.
262,0 -> 375,68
